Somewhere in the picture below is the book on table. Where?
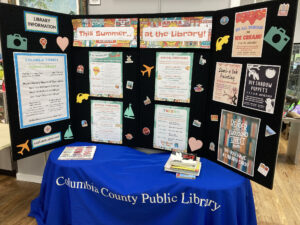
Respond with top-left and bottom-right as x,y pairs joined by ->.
164,152 -> 201,176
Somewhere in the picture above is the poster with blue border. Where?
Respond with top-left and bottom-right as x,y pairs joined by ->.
13,52 -> 69,129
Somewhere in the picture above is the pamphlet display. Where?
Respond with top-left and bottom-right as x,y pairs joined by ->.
0,0 -> 298,189
58,146 -> 96,160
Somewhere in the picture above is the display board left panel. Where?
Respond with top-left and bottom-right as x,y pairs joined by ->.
0,3 -> 75,160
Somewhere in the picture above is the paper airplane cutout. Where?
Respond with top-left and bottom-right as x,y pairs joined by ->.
141,64 -> 154,78
17,140 -> 30,155
265,125 -> 276,137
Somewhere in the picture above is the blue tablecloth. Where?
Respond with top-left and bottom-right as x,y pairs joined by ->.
29,142 -> 257,225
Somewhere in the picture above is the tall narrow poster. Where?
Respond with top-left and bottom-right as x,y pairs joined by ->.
89,52 -> 123,98
242,64 -> 281,114
212,62 -> 242,106
140,17 -> 212,48
13,52 -> 69,129
153,105 -> 190,152
155,52 -> 193,103
232,8 -> 267,57
72,18 -> 138,48
218,110 -> 260,176
91,100 -> 123,144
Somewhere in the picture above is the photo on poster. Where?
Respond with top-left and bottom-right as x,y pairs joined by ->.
89,52 -> 123,98
242,64 -> 281,114
232,8 -> 267,57
218,110 -> 260,176
91,100 -> 123,144
17,0 -> 80,14
140,17 -> 212,48
72,18 -> 138,47
153,104 -> 190,152
212,62 -> 242,106
155,52 -> 193,103
13,52 -> 69,129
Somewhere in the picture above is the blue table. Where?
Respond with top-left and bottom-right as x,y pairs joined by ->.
29,142 -> 257,225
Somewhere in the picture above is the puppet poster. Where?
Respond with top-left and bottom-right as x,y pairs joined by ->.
232,8 -> 267,57
72,18 -> 138,47
212,62 -> 242,106
242,64 -> 281,114
140,17 -> 212,48
218,110 -> 260,176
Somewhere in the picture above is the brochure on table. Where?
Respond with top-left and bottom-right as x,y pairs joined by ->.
0,0 -> 297,189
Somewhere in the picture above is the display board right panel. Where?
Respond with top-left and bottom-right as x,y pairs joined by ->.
206,0 -> 298,189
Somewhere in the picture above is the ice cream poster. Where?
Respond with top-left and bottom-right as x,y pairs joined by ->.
218,110 -> 260,176
212,62 -> 242,106
232,8 -> 267,57
242,64 -> 281,114
140,17 -> 212,48
72,18 -> 138,47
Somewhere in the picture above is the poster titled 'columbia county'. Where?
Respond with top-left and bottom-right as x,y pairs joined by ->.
232,8 -> 267,57
242,64 -> 281,114
218,110 -> 260,176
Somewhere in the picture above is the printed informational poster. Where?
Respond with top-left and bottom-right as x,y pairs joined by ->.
153,105 -> 190,152
140,17 -> 212,48
155,52 -> 193,103
218,110 -> 260,176
89,52 -> 123,98
91,100 -> 123,144
72,18 -> 138,47
242,64 -> 281,114
13,52 -> 69,129
213,62 -> 242,106
232,8 -> 267,57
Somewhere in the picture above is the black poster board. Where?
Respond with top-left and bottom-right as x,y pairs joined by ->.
0,0 -> 298,189
205,1 -> 298,188
0,3 -> 76,160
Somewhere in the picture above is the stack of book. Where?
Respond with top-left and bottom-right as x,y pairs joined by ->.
164,151 -> 201,179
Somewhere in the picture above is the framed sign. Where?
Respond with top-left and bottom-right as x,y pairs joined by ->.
16,0 -> 87,15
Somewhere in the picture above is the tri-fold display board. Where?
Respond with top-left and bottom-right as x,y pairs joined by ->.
0,0 -> 297,189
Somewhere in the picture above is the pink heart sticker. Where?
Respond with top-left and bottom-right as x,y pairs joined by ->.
56,36 -> 69,52
188,137 -> 203,152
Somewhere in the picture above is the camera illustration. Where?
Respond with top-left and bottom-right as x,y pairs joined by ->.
7,34 -> 28,50
264,26 -> 290,52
